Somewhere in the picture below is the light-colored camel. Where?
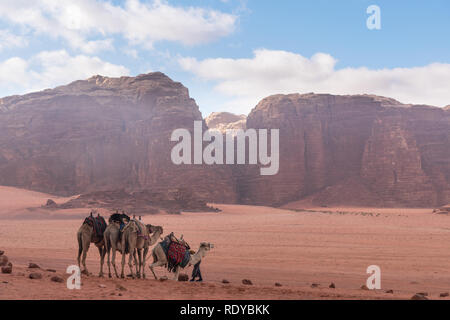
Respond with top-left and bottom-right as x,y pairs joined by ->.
150,242 -> 213,281
103,220 -> 122,278
120,220 -> 164,279
76,214 -> 106,276
105,220 -> 163,278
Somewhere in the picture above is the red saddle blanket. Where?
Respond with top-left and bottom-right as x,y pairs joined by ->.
167,242 -> 188,271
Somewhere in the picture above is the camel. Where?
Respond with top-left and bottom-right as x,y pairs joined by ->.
149,241 -> 214,281
120,220 -> 164,279
103,214 -> 126,278
76,212 -> 107,276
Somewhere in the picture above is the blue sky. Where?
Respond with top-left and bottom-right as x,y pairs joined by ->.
0,0 -> 449,116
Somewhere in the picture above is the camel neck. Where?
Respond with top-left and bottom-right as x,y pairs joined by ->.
190,247 -> 207,265
149,231 -> 162,245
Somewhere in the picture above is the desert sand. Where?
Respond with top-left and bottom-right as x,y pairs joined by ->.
1,186 -> 450,300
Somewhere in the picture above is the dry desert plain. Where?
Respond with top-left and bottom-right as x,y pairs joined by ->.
0,186 -> 450,300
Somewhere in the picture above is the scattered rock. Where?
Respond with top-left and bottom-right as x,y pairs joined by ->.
51,276 -> 64,283
329,283 -> 336,289
311,283 -> 320,288
118,293 -> 123,297
222,279 -> 230,284
178,273 -> 189,282
0,250 -> 4,256
29,273 -> 42,279
28,263 -> 40,269
361,285 -> 369,290
159,276 -> 168,282
1,263 -> 12,274
242,279 -> 253,285
0,255 -> 8,266
45,199 -> 57,207
386,290 -> 394,294
411,294 -> 428,300
440,292 -> 449,298
2,281 -> 8,284
46,269 -> 57,273
99,284 -> 107,288
116,284 -> 127,291
275,283 -> 282,287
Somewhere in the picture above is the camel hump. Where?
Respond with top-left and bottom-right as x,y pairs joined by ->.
124,219 -> 148,238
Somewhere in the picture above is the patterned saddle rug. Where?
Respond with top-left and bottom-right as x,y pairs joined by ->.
160,237 -> 191,272
84,216 -> 107,239
165,241 -> 191,272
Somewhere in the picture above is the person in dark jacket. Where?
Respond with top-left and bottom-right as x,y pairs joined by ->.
190,261 -> 203,282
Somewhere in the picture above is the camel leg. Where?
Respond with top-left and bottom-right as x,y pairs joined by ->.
81,234 -> 91,275
142,246 -> 149,279
120,235 -> 127,279
149,260 -> 166,280
173,266 -> 180,281
128,244 -> 136,279
111,242 -> 119,278
77,232 -> 83,269
105,241 -> 112,278
136,248 -> 142,279
97,245 -> 105,277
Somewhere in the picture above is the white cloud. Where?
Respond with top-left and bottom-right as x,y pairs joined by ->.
0,50 -> 129,97
0,29 -> 28,51
0,0 -> 237,53
180,49 -> 450,113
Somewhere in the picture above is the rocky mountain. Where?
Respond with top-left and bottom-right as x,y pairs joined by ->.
238,94 -> 449,207
1,74 -> 448,208
0,73 -> 237,203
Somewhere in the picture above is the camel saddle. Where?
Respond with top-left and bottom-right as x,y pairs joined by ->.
84,215 -> 107,238
160,233 -> 191,272
121,219 -> 149,240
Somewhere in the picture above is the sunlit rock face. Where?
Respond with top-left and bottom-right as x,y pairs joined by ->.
0,73 -> 448,208
0,72 -> 237,203
237,93 -> 449,207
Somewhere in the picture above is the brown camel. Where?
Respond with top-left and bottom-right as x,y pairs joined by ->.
149,241 -> 213,281
120,220 -> 164,279
76,212 -> 107,276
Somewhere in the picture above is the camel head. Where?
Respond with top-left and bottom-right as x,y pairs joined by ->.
147,225 -> 163,235
189,242 -> 214,265
199,242 -> 214,252
152,226 -> 164,240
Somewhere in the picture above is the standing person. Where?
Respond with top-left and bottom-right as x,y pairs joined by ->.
190,260 -> 203,282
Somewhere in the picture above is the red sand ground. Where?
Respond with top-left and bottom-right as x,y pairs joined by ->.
1,186 -> 450,300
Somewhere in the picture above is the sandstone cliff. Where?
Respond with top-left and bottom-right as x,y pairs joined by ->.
238,94 -> 449,207
0,73 -> 237,203
1,74 -> 448,208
